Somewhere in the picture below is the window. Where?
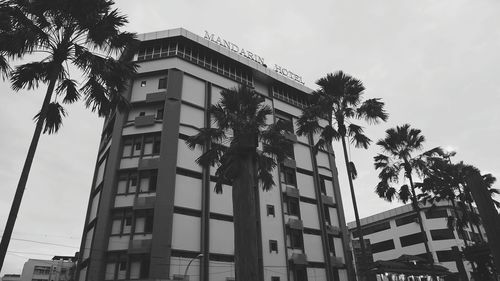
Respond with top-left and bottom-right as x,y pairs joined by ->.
139,111 -> 146,116
328,235 -> 335,253
425,209 -> 448,219
140,81 -> 146,87
158,78 -> 167,89
395,213 -> 418,226
400,232 -> 425,247
33,266 -> 51,275
286,197 -> 300,217
135,210 -> 154,234
269,240 -> 278,253
156,108 -> 164,120
352,221 -> 391,238
437,250 -> 455,262
110,210 -> 134,235
324,206 -> 331,224
319,178 -> 327,195
119,261 -> 127,271
281,166 -> 297,186
371,239 -> 395,253
267,205 -> 275,217
289,229 -> 303,249
271,277 -> 280,281
430,229 -> 455,241
117,170 -> 157,195
122,133 -> 161,158
294,267 -> 308,281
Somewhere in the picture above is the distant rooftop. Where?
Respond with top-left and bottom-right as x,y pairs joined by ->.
136,28 -> 314,94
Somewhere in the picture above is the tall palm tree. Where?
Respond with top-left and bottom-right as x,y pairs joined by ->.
0,0 -> 136,270
296,71 -> 388,277
374,124 -> 444,268
464,166 -> 500,274
186,86 -> 290,281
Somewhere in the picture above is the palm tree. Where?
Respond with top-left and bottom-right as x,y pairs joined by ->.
464,166 -> 500,275
186,86 -> 290,281
296,71 -> 388,278
0,0 -> 136,270
374,124 -> 444,268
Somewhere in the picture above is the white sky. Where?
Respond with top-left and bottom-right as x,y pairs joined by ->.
1,0 -> 499,275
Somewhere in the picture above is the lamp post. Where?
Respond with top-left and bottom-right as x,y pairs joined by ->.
183,253 -> 203,281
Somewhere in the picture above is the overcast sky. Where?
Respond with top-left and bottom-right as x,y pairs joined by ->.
1,0 -> 499,275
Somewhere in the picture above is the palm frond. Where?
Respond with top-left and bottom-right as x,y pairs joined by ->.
10,62 -> 51,91
349,125 -> 371,149
349,161 -> 357,180
0,53 -> 11,79
398,184 -> 411,203
186,128 -> 226,150
33,102 -> 66,134
56,78 -> 80,104
357,98 -> 388,124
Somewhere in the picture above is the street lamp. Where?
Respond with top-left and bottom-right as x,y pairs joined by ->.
183,253 -> 203,281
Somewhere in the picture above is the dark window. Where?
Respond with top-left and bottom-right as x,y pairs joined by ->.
287,197 -> 300,216
328,235 -> 335,253
149,171 -> 157,192
290,229 -> 303,249
145,214 -> 154,233
395,213 -> 418,226
140,81 -> 146,87
269,240 -> 278,253
130,177 -> 137,187
119,261 -> 127,270
152,139 -> 161,155
294,268 -> 308,281
139,111 -> 146,116
352,221 -> 391,238
425,209 -> 448,219
437,250 -> 455,262
324,206 -> 331,224
400,232 -> 425,247
140,256 -> 150,278
319,178 -> 327,195
281,166 -> 297,186
158,78 -> 167,89
371,239 -> 395,254
431,229 -> 455,241
271,277 -> 280,281
125,216 -> 132,226
267,205 -> 275,217
156,108 -> 164,120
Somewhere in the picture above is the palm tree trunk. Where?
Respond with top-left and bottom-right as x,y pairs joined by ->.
466,172 -> 500,272
0,77 -> 57,271
232,153 -> 259,281
406,174 -> 438,280
340,136 -> 366,281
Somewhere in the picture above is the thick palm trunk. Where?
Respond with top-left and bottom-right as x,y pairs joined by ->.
466,172 -> 500,272
0,77 -> 57,271
340,136 -> 366,281
232,153 -> 259,281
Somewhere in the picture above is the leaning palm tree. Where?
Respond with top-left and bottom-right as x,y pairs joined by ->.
374,124 -> 444,268
296,71 -> 388,275
0,0 -> 136,270
186,86 -> 290,281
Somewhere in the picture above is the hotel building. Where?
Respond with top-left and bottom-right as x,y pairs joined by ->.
76,28 -> 352,281
347,201 -> 487,279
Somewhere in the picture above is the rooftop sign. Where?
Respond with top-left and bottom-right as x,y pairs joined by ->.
204,31 -> 305,85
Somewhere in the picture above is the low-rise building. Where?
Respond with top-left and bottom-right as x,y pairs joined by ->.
347,201 -> 486,280
20,256 -> 76,281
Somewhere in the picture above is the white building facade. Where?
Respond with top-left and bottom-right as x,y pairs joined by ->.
20,257 -> 75,281
347,201 -> 487,279
76,28 -> 353,281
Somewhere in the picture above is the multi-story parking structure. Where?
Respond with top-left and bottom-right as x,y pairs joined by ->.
347,201 -> 487,279
76,28 -> 352,281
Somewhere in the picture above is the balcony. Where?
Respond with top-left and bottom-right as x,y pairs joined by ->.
330,255 -> 345,268
128,239 -> 152,254
134,115 -> 156,127
138,158 -> 160,170
289,253 -> 308,265
133,196 -> 156,210
321,194 -> 336,207
145,92 -> 166,103
325,225 -> 341,236
286,218 -> 304,230
282,158 -> 296,169
284,186 -> 300,198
